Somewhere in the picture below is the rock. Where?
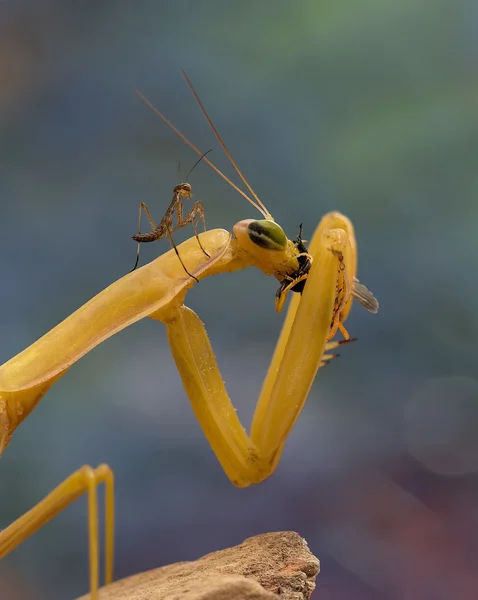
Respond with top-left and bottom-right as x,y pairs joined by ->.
77,531 -> 320,599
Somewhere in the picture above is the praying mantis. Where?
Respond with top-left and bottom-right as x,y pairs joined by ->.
131,181 -> 209,276
0,71 -> 378,599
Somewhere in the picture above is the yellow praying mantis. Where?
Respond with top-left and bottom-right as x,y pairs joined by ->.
0,70 -> 378,599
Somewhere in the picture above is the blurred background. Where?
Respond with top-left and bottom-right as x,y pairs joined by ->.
0,1 -> 477,599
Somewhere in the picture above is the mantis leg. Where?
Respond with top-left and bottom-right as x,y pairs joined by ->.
137,202 -> 157,231
171,199 -> 209,258
251,213 -> 356,470
131,202 -> 158,271
163,305 -> 265,487
158,212 -> 356,487
0,464 -> 114,600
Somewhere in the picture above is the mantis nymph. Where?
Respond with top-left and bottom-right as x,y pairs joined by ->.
131,181 -> 209,277
0,71 -> 378,599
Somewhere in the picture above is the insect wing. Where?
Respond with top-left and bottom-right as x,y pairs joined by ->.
352,278 -> 379,314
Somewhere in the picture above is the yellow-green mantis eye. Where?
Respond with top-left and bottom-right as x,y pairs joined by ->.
246,220 -> 287,251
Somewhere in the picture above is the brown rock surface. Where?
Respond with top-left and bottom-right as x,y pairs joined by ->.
77,531 -> 320,600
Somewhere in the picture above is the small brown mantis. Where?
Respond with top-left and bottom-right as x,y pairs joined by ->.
130,147 -> 216,276
0,70 -> 378,599
131,181 -> 209,279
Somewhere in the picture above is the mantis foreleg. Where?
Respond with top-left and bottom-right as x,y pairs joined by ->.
160,213 -> 354,486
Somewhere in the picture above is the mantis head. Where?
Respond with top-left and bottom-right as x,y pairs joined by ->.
233,219 -> 303,282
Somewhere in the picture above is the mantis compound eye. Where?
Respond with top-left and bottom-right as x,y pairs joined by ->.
234,219 -> 287,251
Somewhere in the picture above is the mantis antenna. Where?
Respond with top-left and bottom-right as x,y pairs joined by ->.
180,69 -> 273,221
135,76 -> 273,221
186,148 -> 214,181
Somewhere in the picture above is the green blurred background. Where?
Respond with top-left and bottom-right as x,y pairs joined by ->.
1,1 -> 477,599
